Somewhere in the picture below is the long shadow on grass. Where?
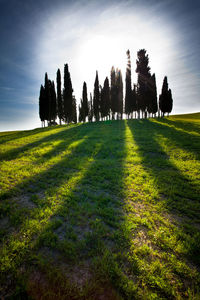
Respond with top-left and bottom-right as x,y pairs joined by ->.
0,124 -> 82,161
0,125 -> 65,145
29,120 -> 140,299
0,120 -> 141,299
151,119 -> 200,160
127,119 -> 200,265
162,117 -> 200,135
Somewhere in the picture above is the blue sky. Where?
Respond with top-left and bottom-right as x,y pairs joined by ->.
0,0 -> 200,131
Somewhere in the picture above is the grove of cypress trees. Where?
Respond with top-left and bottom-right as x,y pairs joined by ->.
93,71 -> 100,122
56,68 -> 63,125
63,64 -> 73,123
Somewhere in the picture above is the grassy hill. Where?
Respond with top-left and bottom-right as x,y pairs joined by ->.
0,113 -> 200,299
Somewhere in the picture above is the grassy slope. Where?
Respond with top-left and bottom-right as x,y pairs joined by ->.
0,113 -> 200,299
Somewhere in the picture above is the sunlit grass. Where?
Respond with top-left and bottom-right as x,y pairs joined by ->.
0,114 -> 200,299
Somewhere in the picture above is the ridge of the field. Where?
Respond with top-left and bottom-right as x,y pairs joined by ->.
0,113 -> 200,299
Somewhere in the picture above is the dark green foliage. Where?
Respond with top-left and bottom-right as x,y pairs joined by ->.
72,96 -> 77,123
82,82 -> 89,122
116,69 -> 123,119
63,64 -> 73,123
78,100 -> 84,122
44,72 -> 50,122
147,73 -> 158,116
88,93 -> 93,122
159,76 -> 173,117
110,67 -> 123,120
136,49 -> 151,118
125,50 -> 132,118
110,66 -> 117,119
151,74 -> 158,115
39,85 -> 46,126
93,71 -> 100,121
167,88 -> 173,114
131,84 -> 137,114
56,69 -> 63,125
100,77 -> 110,120
43,73 -> 57,124
49,80 -> 57,122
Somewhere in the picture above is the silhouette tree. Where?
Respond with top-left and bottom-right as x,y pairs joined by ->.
116,69 -> 123,119
63,64 -> 73,123
167,88 -> 173,116
72,95 -> 77,123
125,50 -> 132,119
110,66 -> 117,120
88,93 -> 93,122
136,49 -> 151,118
44,72 -> 50,123
49,80 -> 57,123
93,71 -> 100,122
103,77 -> 110,120
56,69 -> 63,125
159,76 -> 173,117
151,74 -> 158,117
82,82 -> 89,122
39,85 -> 46,127
131,84 -> 137,118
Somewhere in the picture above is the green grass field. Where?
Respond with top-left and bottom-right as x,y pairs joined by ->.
0,113 -> 200,299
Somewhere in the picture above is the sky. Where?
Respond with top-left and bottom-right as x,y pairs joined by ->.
0,0 -> 200,131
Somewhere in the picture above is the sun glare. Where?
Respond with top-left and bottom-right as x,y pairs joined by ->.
35,3 -> 175,103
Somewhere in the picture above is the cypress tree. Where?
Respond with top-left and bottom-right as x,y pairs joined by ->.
82,82 -> 88,122
116,69 -> 123,119
56,69 -> 63,125
72,95 -> 77,123
167,89 -> 173,116
110,66 -> 117,120
88,93 -> 93,122
39,85 -> 46,127
151,74 -> 158,117
93,71 -> 100,122
103,77 -> 110,120
49,80 -> 57,123
99,85 -> 104,120
159,76 -> 172,117
131,84 -> 137,117
44,72 -> 50,123
63,64 -> 73,123
136,49 -> 151,118
125,50 -> 132,118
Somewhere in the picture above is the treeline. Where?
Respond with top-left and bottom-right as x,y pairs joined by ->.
39,49 -> 173,126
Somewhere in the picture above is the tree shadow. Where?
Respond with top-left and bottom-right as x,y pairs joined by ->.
127,119 -> 200,264
161,117 -> 200,135
1,120 -> 136,299
0,124 -> 82,161
0,125 -> 65,145
149,118 -> 200,160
